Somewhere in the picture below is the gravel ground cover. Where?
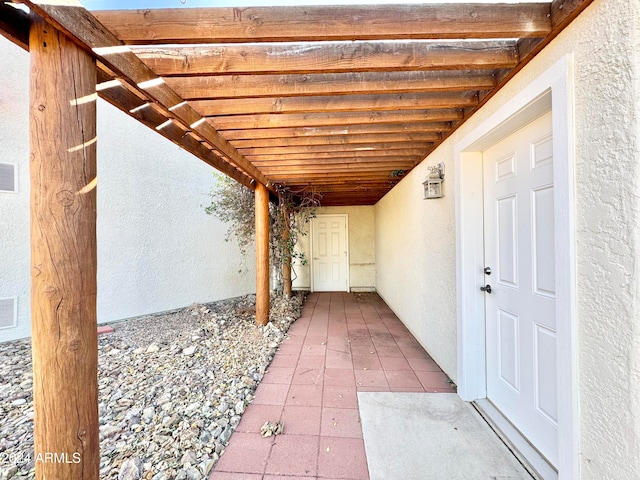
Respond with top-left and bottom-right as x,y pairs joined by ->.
0,292 -> 306,480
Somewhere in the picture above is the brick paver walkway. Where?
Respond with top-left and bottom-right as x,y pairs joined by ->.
211,291 -> 455,480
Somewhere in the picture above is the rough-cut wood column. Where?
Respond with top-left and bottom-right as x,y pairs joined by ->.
281,205 -> 292,298
255,183 -> 270,325
30,17 -> 99,479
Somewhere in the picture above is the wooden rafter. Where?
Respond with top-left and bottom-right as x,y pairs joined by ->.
229,133 -> 439,149
0,0 -> 596,207
237,142 -> 433,156
20,0 -> 271,190
190,92 -> 478,116
133,41 -> 519,76
165,71 -> 497,100
93,4 -> 552,44
209,109 -> 464,131
222,123 -> 451,140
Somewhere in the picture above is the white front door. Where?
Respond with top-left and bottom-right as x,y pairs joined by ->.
483,111 -> 558,467
312,215 -> 348,292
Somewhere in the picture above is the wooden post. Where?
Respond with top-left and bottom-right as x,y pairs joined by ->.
30,17 -> 99,479
281,205 -> 293,298
255,182 -> 270,325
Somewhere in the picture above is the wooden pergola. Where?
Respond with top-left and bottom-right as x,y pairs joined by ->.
0,0 -> 592,477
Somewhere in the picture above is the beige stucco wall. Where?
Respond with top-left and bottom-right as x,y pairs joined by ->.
375,0 -> 640,477
293,206 -> 375,291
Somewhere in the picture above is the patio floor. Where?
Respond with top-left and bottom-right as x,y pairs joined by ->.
210,291 -> 456,480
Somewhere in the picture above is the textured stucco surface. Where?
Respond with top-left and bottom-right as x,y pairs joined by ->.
375,160 -> 458,378
0,40 -> 31,340
0,37 -> 255,342
293,206 -> 376,291
375,0 -> 640,477
95,100 -> 255,324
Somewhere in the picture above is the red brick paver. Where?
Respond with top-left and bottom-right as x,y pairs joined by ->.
210,292 -> 455,480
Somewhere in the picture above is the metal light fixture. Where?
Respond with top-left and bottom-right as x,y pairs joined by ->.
423,162 -> 445,199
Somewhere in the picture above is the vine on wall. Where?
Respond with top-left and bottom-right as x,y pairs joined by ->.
204,174 -> 320,297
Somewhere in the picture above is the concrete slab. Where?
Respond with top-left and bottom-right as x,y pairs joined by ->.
358,392 -> 532,480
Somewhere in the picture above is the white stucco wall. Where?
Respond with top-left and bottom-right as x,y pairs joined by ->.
0,37 -> 255,342
293,206 -> 376,291
95,99 -> 255,323
375,0 -> 640,477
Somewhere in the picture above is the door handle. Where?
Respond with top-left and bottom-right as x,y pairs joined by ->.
480,284 -> 492,294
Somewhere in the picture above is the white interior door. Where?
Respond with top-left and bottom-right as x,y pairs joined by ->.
312,215 -> 348,292
483,111 -> 558,467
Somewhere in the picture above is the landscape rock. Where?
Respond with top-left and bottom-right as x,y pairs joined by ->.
0,293 -> 305,480
118,456 -> 142,480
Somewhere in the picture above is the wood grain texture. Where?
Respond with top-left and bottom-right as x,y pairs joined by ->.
222,123 -> 450,140
190,92 -> 478,116
21,0 -> 270,189
230,133 -> 438,148
0,2 -> 29,50
29,17 -> 99,479
238,142 -> 432,156
551,0 -> 596,29
134,41 -> 518,76
93,4 -> 551,44
255,183 -> 270,326
209,109 -> 463,131
6,1 -> 592,206
165,71 -> 496,99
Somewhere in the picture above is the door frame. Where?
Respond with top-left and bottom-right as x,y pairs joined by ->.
455,56 -> 578,479
310,214 -> 350,292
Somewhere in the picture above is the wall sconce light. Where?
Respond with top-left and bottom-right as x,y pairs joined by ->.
423,162 -> 445,199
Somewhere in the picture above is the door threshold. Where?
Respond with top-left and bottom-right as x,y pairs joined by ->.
473,399 -> 558,480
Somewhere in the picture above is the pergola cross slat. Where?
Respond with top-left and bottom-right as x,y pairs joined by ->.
92,4 -> 552,44
133,40 -> 520,76
20,0 -> 270,190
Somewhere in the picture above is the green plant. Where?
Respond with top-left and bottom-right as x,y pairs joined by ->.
204,174 -> 319,296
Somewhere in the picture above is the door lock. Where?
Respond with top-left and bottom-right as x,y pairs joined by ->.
484,266 -> 492,275
480,284 -> 492,294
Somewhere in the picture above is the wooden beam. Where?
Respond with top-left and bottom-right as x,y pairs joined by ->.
95,71 -> 256,189
551,0 -> 596,29
165,71 -> 496,100
0,4 -> 256,189
271,173 -> 408,182
255,182 -> 270,326
230,133 -> 438,148
238,142 -> 432,156
257,165 -> 421,174
93,4 -> 551,44
0,2 -> 29,50
30,17 -> 99,479
249,150 -> 425,161
21,0 -> 271,189
210,109 -> 462,130
134,41 -> 518,76
260,164 -> 417,174
223,123 -> 450,140
253,159 -> 420,169
272,170 -> 413,178
190,92 -> 478,116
